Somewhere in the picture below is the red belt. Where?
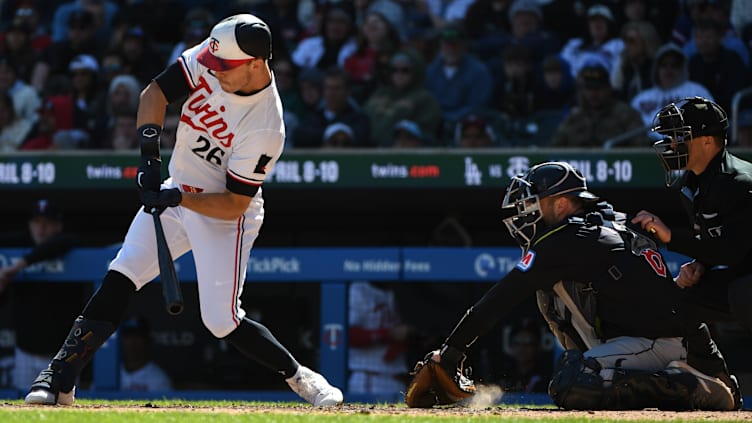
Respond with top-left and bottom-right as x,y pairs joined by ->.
180,184 -> 204,193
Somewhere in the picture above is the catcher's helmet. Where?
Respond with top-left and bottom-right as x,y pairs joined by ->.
501,162 -> 597,251
651,96 -> 728,186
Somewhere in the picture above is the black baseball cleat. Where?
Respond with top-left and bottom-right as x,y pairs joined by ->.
25,366 -> 76,405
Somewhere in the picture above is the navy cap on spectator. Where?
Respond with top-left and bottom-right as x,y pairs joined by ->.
587,4 -> 614,21
579,63 -> 610,88
440,23 -> 466,41
508,0 -> 543,21
394,119 -> 423,139
30,199 -> 62,220
69,54 -> 99,73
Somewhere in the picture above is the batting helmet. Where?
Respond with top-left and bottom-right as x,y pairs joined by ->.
651,96 -> 728,186
501,162 -> 597,251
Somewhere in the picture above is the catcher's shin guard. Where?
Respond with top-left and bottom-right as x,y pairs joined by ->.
30,316 -> 115,395
549,349 -> 606,410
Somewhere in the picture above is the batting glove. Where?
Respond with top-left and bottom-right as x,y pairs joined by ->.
136,158 -> 162,192
142,188 -> 182,214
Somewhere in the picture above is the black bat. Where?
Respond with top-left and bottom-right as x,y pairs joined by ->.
152,208 -> 183,315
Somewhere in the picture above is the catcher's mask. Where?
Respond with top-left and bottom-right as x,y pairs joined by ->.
501,162 -> 598,251
651,96 -> 728,187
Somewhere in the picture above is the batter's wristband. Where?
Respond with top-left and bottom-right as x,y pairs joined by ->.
138,123 -> 162,160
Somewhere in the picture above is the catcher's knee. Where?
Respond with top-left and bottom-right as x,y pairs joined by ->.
549,349 -> 605,410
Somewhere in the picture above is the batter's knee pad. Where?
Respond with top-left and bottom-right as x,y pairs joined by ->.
549,349 -> 606,410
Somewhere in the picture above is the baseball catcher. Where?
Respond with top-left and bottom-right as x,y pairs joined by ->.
405,161 -> 740,411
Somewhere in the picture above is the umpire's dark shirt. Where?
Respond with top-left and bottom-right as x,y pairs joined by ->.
669,150 -> 752,278
445,215 -> 687,350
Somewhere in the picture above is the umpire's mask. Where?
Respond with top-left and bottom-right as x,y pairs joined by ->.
651,96 -> 728,187
501,162 -> 597,252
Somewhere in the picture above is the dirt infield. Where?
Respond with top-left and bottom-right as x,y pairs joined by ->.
4,402 -> 752,420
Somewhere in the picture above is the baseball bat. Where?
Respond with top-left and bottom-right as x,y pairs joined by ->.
151,208 -> 184,315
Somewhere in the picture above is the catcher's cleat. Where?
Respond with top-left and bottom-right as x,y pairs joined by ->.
286,365 -> 343,406
25,386 -> 75,406
666,361 -> 735,411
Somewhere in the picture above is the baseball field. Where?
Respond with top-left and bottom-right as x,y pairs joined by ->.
1,400 -> 751,422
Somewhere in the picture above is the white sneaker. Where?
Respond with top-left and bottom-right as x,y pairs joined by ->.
286,366 -> 343,406
25,386 -> 75,406
666,361 -> 734,411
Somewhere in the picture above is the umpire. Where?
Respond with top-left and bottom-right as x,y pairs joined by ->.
633,96 -> 752,336
407,161 -> 739,411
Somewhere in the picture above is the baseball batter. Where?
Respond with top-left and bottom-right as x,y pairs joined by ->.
24,14 -> 343,407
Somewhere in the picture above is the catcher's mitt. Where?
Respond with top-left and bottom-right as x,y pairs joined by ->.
404,352 -> 476,408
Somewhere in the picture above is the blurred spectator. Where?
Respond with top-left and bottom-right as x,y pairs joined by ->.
560,4 -> 623,78
166,7 -> 213,65
0,91 -> 33,151
292,3 -> 357,69
391,119 -> 424,148
735,108 -> 752,147
462,0 -> 511,64
51,0 -> 119,43
494,319 -> 550,393
551,62 -> 643,148
343,8 -> 402,101
504,0 -> 560,64
610,20 -> 661,102
19,95 -> 80,150
687,19 -> 749,114
730,0 -> 752,46
348,281 -> 413,394
322,122 -> 355,148
425,23 -> 492,144
0,199 -> 89,391
292,67 -> 370,148
1,3 -> 52,53
533,54 -> 575,113
631,43 -> 713,126
114,25 -> 163,86
98,49 -> 125,89
91,73 -> 141,146
675,0 -> 750,68
68,54 -> 102,142
454,114 -> 496,148
33,9 -> 105,93
363,50 -> 441,147
619,0 -> 679,42
109,0 -> 185,50
0,56 -> 40,125
119,317 -> 172,392
0,17 -> 44,83
492,44 -> 535,123
107,110 -> 137,150
290,67 -> 324,147
247,0 -> 304,59
272,57 -> 305,140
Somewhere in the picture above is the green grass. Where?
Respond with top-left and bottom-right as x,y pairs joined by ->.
0,399 -> 746,423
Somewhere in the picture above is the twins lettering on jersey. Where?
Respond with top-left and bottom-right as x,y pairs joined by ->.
181,76 -> 235,148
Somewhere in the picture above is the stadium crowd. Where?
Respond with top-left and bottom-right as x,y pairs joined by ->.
0,0 -> 751,150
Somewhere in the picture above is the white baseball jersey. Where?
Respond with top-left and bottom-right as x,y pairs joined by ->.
108,39 -> 286,339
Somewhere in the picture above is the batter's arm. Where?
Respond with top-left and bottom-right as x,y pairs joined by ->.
179,190 -> 252,220
137,81 -> 169,128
